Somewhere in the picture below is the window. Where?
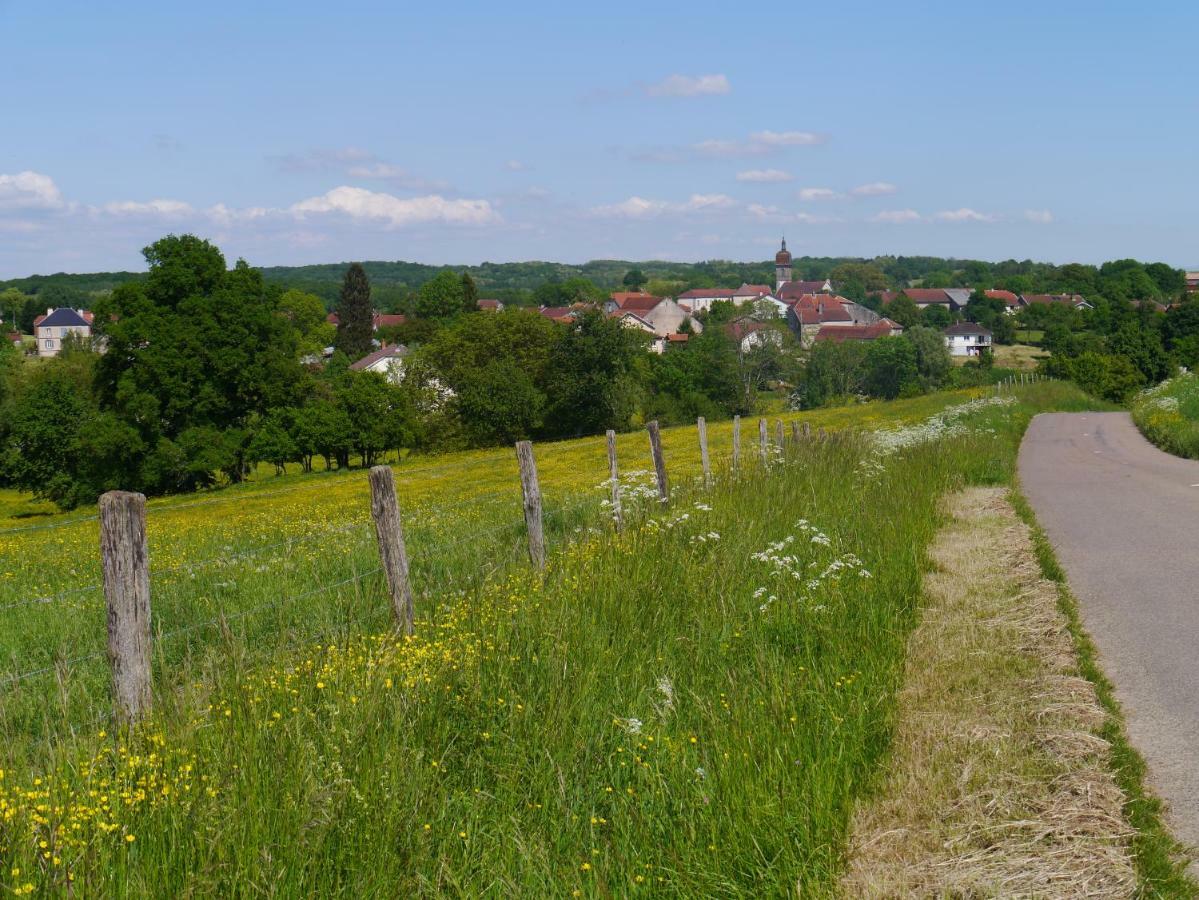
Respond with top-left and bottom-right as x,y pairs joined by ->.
44,339 -> 53,349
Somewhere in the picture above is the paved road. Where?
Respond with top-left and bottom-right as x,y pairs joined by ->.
1020,412 -> 1199,855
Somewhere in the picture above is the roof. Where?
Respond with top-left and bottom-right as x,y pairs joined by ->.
733,283 -> 772,297
539,306 -> 576,322
787,295 -> 855,324
814,322 -> 899,342
1022,293 -> 1088,307
666,333 -> 689,343
616,311 -> 655,330
37,308 -> 91,329
724,319 -> 773,341
326,311 -> 408,328
348,344 -> 409,371
476,299 -> 502,310
609,296 -> 666,313
901,288 -> 956,304
985,289 -> 1020,305
677,288 -> 736,300
944,322 -> 992,336
775,238 -> 791,265
777,280 -> 832,299
6,332 -> 21,344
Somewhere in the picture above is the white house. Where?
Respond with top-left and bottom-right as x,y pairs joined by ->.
34,308 -> 93,358
725,319 -> 784,353
348,344 -> 409,383
944,322 -> 993,357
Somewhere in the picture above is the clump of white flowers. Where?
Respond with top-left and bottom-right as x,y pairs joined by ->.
750,518 -> 871,613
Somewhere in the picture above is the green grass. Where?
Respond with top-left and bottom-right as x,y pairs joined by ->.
0,383 -> 1143,895
1130,373 -> 1199,459
1011,489 -> 1198,897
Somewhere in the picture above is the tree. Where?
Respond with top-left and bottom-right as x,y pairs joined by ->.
334,263 -> 374,360
460,272 -> 480,314
920,304 -> 952,328
622,268 -> 647,290
544,310 -> 641,438
249,411 -> 299,476
830,262 -> 887,293
885,293 -> 921,329
906,325 -> 952,387
456,359 -> 545,445
792,341 -> 868,408
279,288 -> 335,358
862,336 -> 919,399
414,270 -> 466,320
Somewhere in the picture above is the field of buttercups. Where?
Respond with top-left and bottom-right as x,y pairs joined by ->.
0,383 -> 1104,895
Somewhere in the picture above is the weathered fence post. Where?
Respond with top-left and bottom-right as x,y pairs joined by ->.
368,465 -> 415,635
697,417 -> 711,484
802,421 -> 811,439
515,441 -> 545,570
775,420 -> 784,449
758,418 -> 768,461
732,415 -> 741,469
791,421 -> 801,443
646,420 -> 669,503
606,429 -> 622,532
99,491 -> 152,726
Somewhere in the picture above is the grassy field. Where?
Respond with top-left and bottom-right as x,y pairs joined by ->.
0,384 -> 1116,894
1130,372 -> 1199,458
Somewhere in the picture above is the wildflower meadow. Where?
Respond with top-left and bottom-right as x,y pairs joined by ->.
0,382 -> 1106,894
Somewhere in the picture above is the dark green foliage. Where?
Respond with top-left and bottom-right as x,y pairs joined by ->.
906,326 -> 952,387
862,337 -> 919,400
622,268 -> 647,290
1,375 -> 90,508
884,293 -> 921,328
334,263 -> 374,360
645,330 -> 743,422
920,304 -> 953,328
1043,352 -> 1144,402
414,270 -> 466,320
456,359 -> 545,445
460,272 -> 480,314
334,372 -> 416,467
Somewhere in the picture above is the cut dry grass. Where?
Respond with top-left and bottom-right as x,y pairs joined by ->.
842,487 -> 1136,897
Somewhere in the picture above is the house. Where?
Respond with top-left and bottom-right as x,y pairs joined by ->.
985,289 -> 1021,314
348,344 -> 409,383
476,298 -> 504,312
6,331 -> 22,349
539,305 -> 578,324
785,294 -> 887,347
638,298 -> 702,339
725,318 -> 784,353
615,310 -> 657,336
34,308 -> 92,358
876,289 -> 968,313
605,291 -> 663,316
813,320 -> 903,343
676,288 -> 736,313
1186,272 -> 1199,293
944,322 -> 992,357
1021,293 -> 1093,311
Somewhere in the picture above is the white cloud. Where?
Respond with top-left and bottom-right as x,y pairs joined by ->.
871,209 -> 922,224
206,203 -> 270,225
504,160 -> 528,171
645,73 -> 731,98
747,204 -> 833,224
934,207 -> 995,223
694,130 -> 826,158
1025,209 -> 1054,224
290,187 -> 499,227
592,193 -> 735,219
345,163 -> 450,192
737,169 -> 793,183
851,181 -> 897,197
100,199 -> 194,216
0,171 -> 65,210
799,187 -> 840,201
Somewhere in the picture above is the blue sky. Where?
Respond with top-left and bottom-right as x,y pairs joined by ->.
1,0 -> 1196,277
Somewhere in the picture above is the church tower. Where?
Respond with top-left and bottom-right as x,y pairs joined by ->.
774,237 -> 792,291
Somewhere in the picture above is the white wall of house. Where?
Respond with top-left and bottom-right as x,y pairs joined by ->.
35,323 -> 90,358
945,332 -> 993,357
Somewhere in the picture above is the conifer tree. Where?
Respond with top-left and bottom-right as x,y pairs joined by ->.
335,263 -> 373,359
460,272 -> 479,314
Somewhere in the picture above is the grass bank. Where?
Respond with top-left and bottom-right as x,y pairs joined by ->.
1130,372 -> 1199,459
0,384 -> 1113,894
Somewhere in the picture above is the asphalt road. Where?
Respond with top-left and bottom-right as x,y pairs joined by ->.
1019,412 -> 1199,855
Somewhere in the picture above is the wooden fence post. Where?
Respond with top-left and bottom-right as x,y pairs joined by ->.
646,420 -> 669,503
606,429 -> 622,532
758,418 -> 768,461
697,417 -> 711,484
732,415 -> 741,469
368,465 -> 415,635
515,441 -> 545,570
775,420 -> 784,449
802,421 -> 811,439
99,491 -> 152,726
791,421 -> 800,443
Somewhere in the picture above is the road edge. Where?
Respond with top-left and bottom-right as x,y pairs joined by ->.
1010,482 -> 1198,896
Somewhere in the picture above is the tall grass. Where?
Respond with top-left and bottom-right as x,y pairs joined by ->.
1130,372 -> 1199,458
0,383 -> 1104,895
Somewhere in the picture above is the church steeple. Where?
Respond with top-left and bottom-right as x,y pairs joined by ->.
774,236 -> 792,291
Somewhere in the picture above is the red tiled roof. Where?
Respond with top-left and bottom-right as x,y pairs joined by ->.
6,332 -> 21,344
327,311 -> 408,328
677,288 -> 736,300
985,289 -> 1019,305
666,333 -> 689,342
723,319 -> 771,341
610,294 -> 663,312
476,299 -> 501,310
733,283 -> 771,297
777,280 -> 832,300
33,314 -> 46,328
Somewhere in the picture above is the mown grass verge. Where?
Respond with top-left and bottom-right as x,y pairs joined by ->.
1130,372 -> 1199,459
1011,488 -> 1197,897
